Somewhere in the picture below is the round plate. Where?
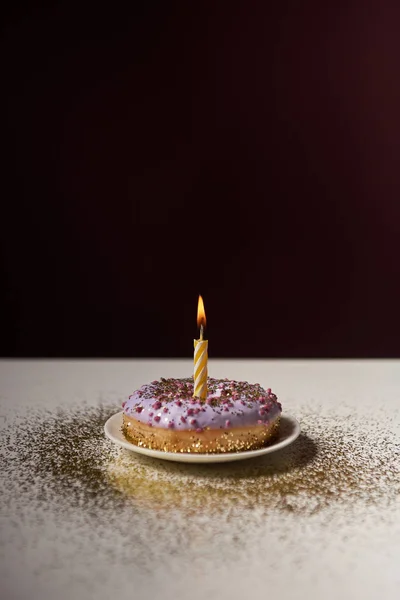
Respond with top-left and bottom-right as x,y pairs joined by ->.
104,412 -> 300,463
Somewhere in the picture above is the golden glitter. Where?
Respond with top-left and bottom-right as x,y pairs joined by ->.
1,395 -> 398,600
108,408 -> 400,516
0,403 -> 398,523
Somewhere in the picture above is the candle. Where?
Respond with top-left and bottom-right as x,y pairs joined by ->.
193,295 -> 208,400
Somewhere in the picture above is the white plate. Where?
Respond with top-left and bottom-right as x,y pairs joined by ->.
104,411 -> 300,463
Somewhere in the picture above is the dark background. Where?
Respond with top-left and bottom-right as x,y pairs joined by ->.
2,2 -> 400,358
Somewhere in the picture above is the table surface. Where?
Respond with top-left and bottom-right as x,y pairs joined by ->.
1,360 -> 399,600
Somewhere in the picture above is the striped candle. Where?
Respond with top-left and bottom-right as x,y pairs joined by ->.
193,295 -> 208,400
194,338 -> 208,399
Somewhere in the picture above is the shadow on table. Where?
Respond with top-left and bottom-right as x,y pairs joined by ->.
123,429 -> 317,480
107,417 -> 318,511
106,431 -> 318,514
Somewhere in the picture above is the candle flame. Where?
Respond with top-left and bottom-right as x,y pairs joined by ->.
197,295 -> 206,329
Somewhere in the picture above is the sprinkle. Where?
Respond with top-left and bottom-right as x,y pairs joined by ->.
225,420 -> 231,427
180,416 -> 186,423
175,400 -> 182,407
190,419 -> 197,426
196,428 -> 203,433
148,412 -> 153,417
167,421 -> 174,428
163,407 -> 168,413
267,388 -> 271,394
153,415 -> 160,422
152,401 -> 162,410
194,408 -> 200,414
206,398 -> 213,405
259,409 -> 265,416
136,406 -> 143,413
187,408 -> 194,416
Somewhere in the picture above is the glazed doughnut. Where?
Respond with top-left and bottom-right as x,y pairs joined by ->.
122,377 -> 282,453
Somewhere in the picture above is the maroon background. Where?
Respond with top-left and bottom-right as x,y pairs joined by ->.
2,2 -> 400,357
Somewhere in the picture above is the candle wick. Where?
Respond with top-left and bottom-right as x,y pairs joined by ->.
200,324 -> 204,341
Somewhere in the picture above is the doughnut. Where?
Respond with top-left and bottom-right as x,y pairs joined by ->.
122,377 -> 282,453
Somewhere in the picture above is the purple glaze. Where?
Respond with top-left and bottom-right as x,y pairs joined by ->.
123,377 -> 281,430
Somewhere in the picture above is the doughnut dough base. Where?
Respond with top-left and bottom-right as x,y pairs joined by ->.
122,414 -> 281,453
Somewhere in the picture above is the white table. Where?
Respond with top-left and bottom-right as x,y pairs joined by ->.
1,360 -> 399,600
